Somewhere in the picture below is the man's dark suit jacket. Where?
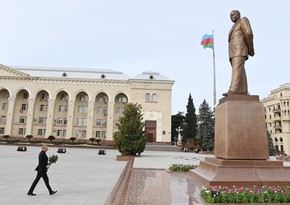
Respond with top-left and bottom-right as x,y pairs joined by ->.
35,151 -> 48,173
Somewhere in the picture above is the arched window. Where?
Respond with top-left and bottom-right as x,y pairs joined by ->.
280,137 -> 283,142
275,138 -> 278,142
151,93 -> 157,102
145,93 -> 150,102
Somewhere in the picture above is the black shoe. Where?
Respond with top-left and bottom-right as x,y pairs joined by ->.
50,191 -> 57,195
27,193 -> 36,196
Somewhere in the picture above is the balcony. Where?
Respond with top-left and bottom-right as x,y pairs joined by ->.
273,117 -> 281,122
282,116 -> 290,121
273,108 -> 281,113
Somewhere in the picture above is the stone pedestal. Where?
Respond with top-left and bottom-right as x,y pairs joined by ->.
214,95 -> 268,159
191,95 -> 290,187
192,158 -> 290,187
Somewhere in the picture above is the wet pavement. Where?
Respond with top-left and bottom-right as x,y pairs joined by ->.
124,170 -> 203,205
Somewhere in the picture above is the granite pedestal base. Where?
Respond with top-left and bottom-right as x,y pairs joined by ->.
191,158 -> 290,187
192,95 -> 290,187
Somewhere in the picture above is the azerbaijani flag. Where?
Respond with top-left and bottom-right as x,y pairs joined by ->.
201,34 -> 214,49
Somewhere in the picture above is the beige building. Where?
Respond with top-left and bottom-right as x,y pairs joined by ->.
261,83 -> 290,154
0,64 -> 174,143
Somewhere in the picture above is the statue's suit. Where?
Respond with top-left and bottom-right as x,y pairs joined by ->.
228,17 -> 254,94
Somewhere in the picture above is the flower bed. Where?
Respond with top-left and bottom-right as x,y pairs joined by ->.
168,164 -> 197,172
201,185 -> 290,203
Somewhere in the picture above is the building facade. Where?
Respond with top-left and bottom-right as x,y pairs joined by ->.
0,64 -> 174,142
261,83 -> 290,155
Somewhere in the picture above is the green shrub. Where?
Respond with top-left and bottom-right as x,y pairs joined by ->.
26,135 -> 33,141
169,164 -> 197,172
95,139 -> 102,145
70,137 -> 76,143
89,137 -> 96,144
3,135 -> 10,141
47,135 -> 55,142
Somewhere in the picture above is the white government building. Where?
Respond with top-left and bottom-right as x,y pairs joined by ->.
0,64 -> 174,143
261,83 -> 290,155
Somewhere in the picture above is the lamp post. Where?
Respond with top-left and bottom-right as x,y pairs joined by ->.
198,121 -> 204,150
176,126 -> 183,146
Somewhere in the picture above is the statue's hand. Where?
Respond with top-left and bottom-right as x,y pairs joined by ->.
249,49 -> 255,57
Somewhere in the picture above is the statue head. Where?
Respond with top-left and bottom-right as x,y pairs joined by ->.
230,10 -> 241,23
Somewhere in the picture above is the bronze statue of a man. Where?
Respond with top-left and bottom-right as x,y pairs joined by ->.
223,10 -> 255,96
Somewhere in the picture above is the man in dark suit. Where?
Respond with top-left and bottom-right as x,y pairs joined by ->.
27,145 -> 57,196
223,10 -> 255,96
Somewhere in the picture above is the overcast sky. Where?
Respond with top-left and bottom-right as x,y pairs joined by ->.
1,1 -> 289,114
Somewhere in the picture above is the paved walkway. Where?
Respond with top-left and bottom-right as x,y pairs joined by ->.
0,145 -> 126,205
0,144 -> 286,205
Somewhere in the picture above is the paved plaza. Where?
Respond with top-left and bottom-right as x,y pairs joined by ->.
0,144 -> 286,205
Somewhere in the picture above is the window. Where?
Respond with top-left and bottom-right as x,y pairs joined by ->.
0,116 -> 6,123
57,130 -> 66,137
23,92 -> 28,99
57,118 -> 67,125
145,93 -> 158,102
96,119 -> 107,126
98,95 -> 108,103
19,116 -> 26,124
116,107 -> 124,114
79,95 -> 88,102
41,93 -> 49,100
115,120 -> 120,127
2,103 -> 8,110
21,104 -> 28,111
76,130 -> 86,138
78,106 -> 88,113
145,93 -> 150,102
38,129 -> 46,136
40,104 -> 48,111
59,105 -> 68,112
95,131 -> 106,138
152,93 -> 157,102
77,118 -> 87,126
117,96 -> 127,103
18,128 -> 26,135
0,127 -> 4,134
97,107 -> 107,114
60,94 -> 69,101
39,117 -> 47,124
2,92 -> 9,98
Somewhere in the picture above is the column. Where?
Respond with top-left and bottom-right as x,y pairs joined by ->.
86,101 -> 95,139
25,98 -> 35,135
106,101 -> 115,141
5,98 -> 16,135
66,100 -> 75,139
46,99 -> 55,137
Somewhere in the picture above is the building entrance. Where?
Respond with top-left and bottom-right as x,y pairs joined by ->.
145,120 -> 156,142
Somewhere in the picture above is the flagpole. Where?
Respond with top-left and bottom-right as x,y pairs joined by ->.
212,30 -> 217,106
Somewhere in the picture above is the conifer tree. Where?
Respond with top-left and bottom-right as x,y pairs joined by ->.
114,103 -> 146,156
267,131 -> 275,156
197,99 -> 215,151
185,93 -> 197,142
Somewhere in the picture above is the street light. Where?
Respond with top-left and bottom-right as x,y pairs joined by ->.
198,121 -> 204,150
176,126 -> 183,146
